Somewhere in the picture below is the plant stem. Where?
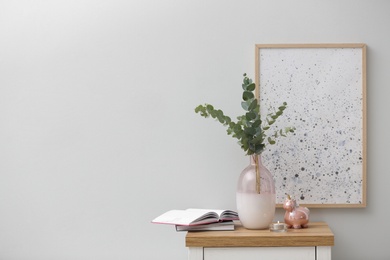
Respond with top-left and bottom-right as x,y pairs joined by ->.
255,155 -> 260,194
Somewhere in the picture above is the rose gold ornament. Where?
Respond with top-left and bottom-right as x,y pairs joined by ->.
283,194 -> 310,229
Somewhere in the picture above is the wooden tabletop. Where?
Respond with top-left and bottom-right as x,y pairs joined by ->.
186,221 -> 334,247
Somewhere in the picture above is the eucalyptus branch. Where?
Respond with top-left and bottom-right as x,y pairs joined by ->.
195,73 -> 294,156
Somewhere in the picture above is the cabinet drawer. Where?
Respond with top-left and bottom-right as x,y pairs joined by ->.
204,247 -> 315,260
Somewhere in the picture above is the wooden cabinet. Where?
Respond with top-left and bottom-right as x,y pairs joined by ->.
186,222 -> 334,260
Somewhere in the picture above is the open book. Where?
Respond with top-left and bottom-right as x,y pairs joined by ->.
152,208 -> 238,226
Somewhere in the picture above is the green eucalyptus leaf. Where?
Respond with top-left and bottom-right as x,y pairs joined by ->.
243,77 -> 250,85
251,134 -> 263,143
233,124 -> 242,133
241,101 -> 250,111
242,91 -> 254,101
244,127 -> 256,136
216,109 -> 223,118
246,83 -> 256,91
194,105 -> 202,113
248,99 -> 258,110
206,104 -> 214,111
210,110 -> 217,118
246,111 -> 256,120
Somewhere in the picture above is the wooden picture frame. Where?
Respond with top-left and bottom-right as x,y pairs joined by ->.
255,44 -> 366,208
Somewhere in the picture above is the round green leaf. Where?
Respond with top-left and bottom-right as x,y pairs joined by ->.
246,83 -> 256,91
246,111 -> 256,120
241,101 -> 250,111
248,99 -> 258,110
242,91 -> 254,101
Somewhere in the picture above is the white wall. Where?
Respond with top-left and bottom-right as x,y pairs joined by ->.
1,0 -> 389,259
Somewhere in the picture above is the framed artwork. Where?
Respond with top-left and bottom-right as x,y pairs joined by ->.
255,44 -> 366,208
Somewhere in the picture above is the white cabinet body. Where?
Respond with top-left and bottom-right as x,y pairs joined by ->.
188,246 -> 332,260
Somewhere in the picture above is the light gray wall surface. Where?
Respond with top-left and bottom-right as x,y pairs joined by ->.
1,1 -> 389,259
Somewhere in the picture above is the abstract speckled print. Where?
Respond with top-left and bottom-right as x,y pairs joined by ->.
258,47 -> 364,205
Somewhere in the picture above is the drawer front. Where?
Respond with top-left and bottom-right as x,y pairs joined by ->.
204,247 -> 315,260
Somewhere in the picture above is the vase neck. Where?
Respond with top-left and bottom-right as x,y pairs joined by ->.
250,154 -> 262,165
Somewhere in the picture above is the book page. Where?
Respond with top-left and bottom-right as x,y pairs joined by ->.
187,209 -> 238,220
152,210 -> 196,225
186,208 -> 224,217
152,209 -> 221,226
